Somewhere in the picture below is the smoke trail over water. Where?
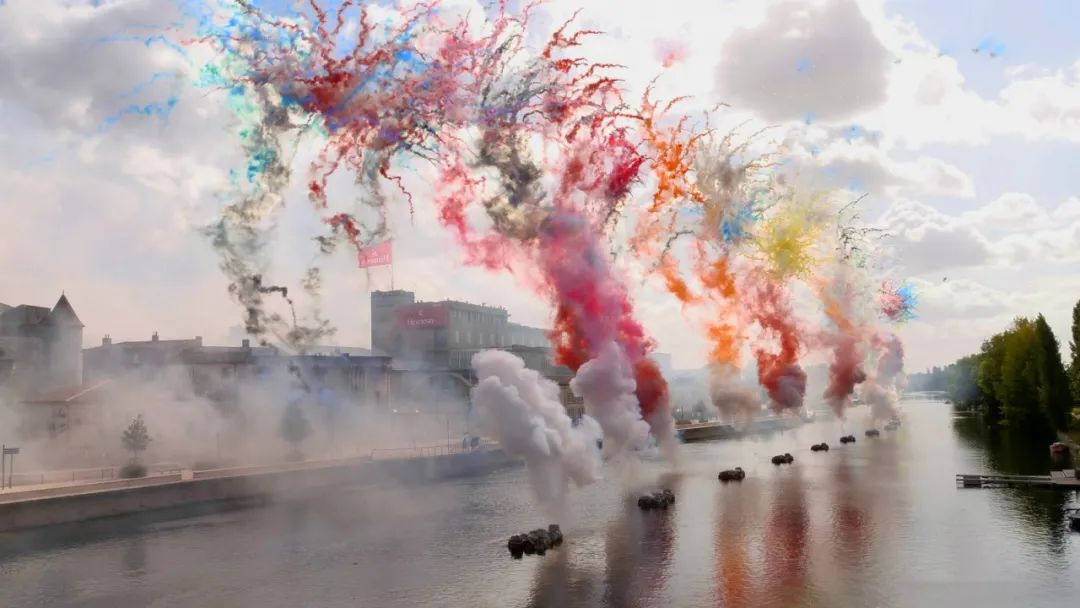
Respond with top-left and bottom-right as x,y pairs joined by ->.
745,269 -> 806,413
819,269 -> 868,417
861,333 -> 905,422
472,350 -> 602,503
569,341 -> 650,455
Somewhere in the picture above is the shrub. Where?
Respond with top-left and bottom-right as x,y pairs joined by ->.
121,414 -> 151,464
119,463 -> 148,479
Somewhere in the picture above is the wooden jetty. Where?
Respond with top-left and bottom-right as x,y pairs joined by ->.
956,470 -> 1080,489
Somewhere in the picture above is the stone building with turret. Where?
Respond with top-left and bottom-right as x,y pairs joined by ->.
0,294 -> 84,399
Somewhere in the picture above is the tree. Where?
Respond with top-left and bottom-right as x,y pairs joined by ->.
1069,299 -> 1080,402
946,354 -> 983,407
121,414 -> 151,464
977,332 -> 1008,422
998,318 -> 1040,429
1034,314 -> 1072,430
280,402 -> 312,458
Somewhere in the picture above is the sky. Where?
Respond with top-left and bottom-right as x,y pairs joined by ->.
0,0 -> 1078,373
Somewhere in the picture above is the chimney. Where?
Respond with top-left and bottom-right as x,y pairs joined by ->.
195,336 -> 203,347
242,339 -> 250,349
102,335 -> 112,347
151,331 -> 159,342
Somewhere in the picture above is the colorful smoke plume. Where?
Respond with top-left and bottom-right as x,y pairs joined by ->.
123,1 -> 918,469
861,332 -> 905,422
170,1 -> 677,453
879,281 -> 918,323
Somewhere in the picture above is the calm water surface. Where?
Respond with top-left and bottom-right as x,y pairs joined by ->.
1,399 -> 1078,607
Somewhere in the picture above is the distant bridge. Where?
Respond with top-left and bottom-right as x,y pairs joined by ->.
903,390 -> 947,399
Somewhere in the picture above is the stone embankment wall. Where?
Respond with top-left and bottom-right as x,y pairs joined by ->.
0,449 -> 514,532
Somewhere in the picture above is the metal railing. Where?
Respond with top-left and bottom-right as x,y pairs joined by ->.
369,444 -> 468,459
3,462 -> 187,489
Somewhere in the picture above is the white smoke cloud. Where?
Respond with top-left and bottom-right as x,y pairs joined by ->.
708,363 -> 759,425
471,350 -> 602,504
569,341 -> 651,456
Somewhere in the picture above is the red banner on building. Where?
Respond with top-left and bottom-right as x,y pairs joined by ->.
358,240 -> 392,268
396,303 -> 449,328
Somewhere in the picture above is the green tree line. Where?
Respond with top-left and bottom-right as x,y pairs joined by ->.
922,299 -> 1080,433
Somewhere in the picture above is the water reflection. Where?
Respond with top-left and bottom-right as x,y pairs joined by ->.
527,544 -> 589,608
830,453 -> 871,569
121,537 -> 147,577
952,410 -> 1072,549
713,474 -> 757,608
761,466 -> 810,607
600,473 -> 680,607
710,462 -> 812,607
2,402 -> 1078,607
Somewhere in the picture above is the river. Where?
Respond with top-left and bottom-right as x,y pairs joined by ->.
1,398 -> 1078,607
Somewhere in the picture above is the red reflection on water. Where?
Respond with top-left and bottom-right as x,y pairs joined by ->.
600,476 -> 680,607
764,474 -> 810,595
713,480 -> 756,608
831,457 -> 871,567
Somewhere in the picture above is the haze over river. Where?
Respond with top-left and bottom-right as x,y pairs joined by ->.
2,398 -> 1078,607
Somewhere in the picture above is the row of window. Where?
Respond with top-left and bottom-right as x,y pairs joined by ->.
451,309 -> 503,324
452,329 -> 506,348
446,328 -> 550,348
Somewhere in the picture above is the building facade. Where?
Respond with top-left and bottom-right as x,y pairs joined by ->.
370,290 -> 585,412
0,294 -> 84,399
83,334 -> 392,409
370,290 -> 560,371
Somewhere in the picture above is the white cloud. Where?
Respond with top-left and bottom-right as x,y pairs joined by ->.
877,198 -> 992,273
952,193 -> 1080,266
1052,196 -> 1080,222
794,137 -> 976,198
715,0 -> 889,122
878,192 -> 1080,275
962,192 -> 1047,230
997,221 -> 1080,266
907,277 -> 1017,319
854,6 -> 1080,148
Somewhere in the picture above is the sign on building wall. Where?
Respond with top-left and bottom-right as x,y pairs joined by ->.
396,304 -> 449,328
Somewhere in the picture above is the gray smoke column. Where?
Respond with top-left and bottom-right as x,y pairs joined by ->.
471,350 -> 602,504
708,363 -> 760,425
569,341 -> 652,456
860,333 -> 904,422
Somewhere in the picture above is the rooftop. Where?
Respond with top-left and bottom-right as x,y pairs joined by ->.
49,294 -> 83,327
0,294 -> 84,333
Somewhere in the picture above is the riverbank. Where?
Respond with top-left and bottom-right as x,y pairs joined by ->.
0,447 -> 515,533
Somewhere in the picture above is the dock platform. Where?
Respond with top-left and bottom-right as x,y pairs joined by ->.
956,470 -> 1080,489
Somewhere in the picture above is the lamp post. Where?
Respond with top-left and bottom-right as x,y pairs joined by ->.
1,445 -> 19,489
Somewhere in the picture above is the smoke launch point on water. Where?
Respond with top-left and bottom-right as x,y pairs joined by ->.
471,350 -> 602,505
861,333 -> 905,422
568,341 -> 651,457
708,363 -> 759,425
